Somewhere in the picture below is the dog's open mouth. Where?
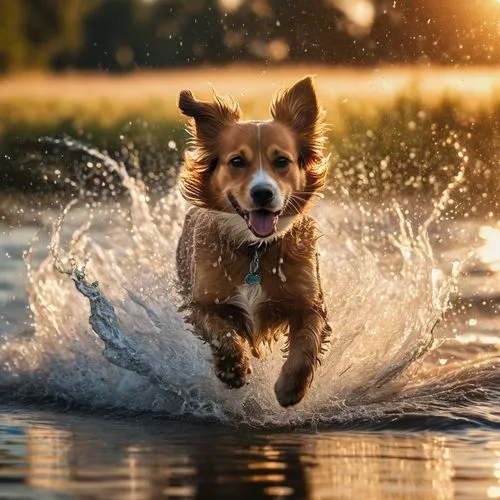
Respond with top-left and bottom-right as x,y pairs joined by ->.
247,210 -> 280,238
228,194 -> 280,238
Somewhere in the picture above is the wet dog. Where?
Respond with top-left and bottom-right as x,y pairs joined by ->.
176,77 -> 331,407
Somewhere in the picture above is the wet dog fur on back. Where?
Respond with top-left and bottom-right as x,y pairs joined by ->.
176,77 -> 331,407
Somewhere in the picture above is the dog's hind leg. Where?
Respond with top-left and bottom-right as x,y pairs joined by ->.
187,304 -> 251,389
274,304 -> 330,407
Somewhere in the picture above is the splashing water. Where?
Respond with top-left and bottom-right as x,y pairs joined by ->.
2,139 -> 499,428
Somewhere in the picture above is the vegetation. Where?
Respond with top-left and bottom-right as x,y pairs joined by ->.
0,68 -> 499,216
0,0 -> 498,73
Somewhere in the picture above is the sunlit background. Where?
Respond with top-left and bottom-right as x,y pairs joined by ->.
1,2 -> 500,500
0,0 -> 499,71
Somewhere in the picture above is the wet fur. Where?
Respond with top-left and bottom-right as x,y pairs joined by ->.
176,77 -> 331,407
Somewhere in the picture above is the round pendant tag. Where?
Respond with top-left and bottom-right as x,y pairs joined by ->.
244,273 -> 261,285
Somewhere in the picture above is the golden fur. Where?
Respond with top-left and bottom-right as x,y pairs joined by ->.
176,77 -> 331,407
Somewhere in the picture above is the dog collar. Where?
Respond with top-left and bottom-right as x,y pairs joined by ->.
245,249 -> 261,285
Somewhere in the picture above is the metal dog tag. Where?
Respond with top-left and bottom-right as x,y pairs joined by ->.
244,273 -> 261,285
244,250 -> 261,285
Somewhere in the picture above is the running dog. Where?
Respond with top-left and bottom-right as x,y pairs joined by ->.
176,77 -> 331,407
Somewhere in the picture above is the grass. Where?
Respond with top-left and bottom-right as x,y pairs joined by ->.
1,65 -> 499,215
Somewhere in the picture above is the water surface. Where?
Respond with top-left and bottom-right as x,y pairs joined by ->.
1,142 -> 500,498
2,405 -> 500,499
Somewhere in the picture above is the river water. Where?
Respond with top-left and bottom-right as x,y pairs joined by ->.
1,145 -> 500,498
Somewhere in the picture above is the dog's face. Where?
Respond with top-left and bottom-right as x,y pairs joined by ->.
210,121 -> 304,238
178,77 -> 327,240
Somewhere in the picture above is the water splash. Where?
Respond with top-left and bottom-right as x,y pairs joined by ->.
2,139 -> 498,428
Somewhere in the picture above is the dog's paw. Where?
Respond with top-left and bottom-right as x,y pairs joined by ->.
214,353 -> 250,389
274,364 -> 313,407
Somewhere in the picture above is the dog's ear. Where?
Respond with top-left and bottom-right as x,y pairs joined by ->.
271,77 -> 319,135
179,90 -> 240,146
270,77 -> 325,166
178,90 -> 241,208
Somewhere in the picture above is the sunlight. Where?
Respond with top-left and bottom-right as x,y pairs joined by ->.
327,0 -> 375,34
218,0 -> 244,11
477,226 -> 500,272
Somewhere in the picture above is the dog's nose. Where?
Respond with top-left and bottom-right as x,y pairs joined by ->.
251,185 -> 275,206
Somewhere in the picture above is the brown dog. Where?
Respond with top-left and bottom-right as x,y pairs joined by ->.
176,77 -> 331,407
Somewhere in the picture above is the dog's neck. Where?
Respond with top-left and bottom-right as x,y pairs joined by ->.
236,237 -> 273,259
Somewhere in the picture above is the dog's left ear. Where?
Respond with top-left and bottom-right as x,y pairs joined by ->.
270,77 -> 324,166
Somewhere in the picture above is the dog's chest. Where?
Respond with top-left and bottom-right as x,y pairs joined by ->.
237,283 -> 266,320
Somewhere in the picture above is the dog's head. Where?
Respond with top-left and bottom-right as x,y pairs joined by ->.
178,77 -> 327,240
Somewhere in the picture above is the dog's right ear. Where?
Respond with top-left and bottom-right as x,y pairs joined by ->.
271,77 -> 325,168
179,90 -> 240,146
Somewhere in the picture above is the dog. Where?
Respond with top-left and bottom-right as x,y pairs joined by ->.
176,77 -> 331,407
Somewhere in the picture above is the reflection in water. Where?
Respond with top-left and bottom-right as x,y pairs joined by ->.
27,426 -> 72,490
306,435 -> 453,500
9,409 -> 500,499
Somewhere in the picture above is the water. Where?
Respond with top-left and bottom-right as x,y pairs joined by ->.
1,140 -> 500,497
3,404 -> 499,500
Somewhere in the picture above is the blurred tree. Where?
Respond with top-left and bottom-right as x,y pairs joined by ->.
0,0 -> 498,72
370,0 -> 499,64
0,1 -> 26,71
220,0 -> 363,65
75,0 -> 228,70
268,0 -> 350,63
145,0 -> 228,67
0,0 -> 96,72
74,0 -> 147,70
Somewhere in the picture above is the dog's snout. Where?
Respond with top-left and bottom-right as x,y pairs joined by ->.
251,185 -> 275,206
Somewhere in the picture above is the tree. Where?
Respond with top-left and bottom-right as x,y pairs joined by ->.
0,0 -> 96,72
370,0 -> 500,64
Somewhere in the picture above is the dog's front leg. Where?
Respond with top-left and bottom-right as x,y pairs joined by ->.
188,303 -> 250,389
275,305 -> 330,407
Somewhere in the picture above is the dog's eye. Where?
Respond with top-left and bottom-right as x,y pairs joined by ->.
274,156 -> 291,169
229,156 -> 247,168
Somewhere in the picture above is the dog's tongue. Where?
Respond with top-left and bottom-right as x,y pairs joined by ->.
248,211 -> 277,237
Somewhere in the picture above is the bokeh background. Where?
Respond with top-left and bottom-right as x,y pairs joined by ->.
1,5 -> 500,499
1,0 -> 499,70
0,0 -> 499,220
